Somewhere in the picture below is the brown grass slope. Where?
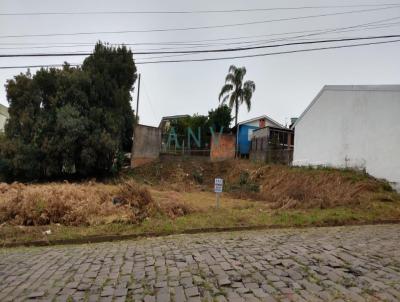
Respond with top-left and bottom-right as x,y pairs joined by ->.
128,156 -> 398,209
0,157 -> 398,228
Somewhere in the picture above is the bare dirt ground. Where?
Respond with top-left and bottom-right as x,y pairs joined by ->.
1,224 -> 399,301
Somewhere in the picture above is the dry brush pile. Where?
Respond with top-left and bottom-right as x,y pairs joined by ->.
0,180 -> 192,226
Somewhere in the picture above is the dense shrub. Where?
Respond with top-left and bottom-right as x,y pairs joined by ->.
0,42 -> 136,181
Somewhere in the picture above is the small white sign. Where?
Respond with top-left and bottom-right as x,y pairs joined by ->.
214,178 -> 223,193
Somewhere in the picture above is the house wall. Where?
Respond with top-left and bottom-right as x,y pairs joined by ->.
250,127 -> 294,164
244,118 -> 278,128
210,134 -> 236,161
238,125 -> 258,155
293,86 -> 400,191
252,127 -> 270,138
238,118 -> 284,155
131,124 -> 162,168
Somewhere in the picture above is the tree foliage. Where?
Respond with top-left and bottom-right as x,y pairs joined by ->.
0,42 -> 137,181
219,65 -> 256,127
165,105 -> 233,149
207,104 -> 232,133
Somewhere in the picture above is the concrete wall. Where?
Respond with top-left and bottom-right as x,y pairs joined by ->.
0,114 -> 6,132
293,85 -> 400,191
131,124 -> 161,168
0,104 -> 8,132
210,134 -> 236,161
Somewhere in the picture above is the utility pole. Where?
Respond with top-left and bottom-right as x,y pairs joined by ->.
136,73 -> 141,121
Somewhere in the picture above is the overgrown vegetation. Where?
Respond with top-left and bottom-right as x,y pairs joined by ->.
129,157 -> 399,209
0,42 -> 136,181
0,180 -> 192,227
1,158 -> 399,245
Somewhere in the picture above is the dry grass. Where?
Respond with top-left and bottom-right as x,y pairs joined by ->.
128,157 -> 398,210
1,159 -> 400,245
248,166 -> 393,209
0,182 -> 117,226
0,180 -> 194,227
0,158 -> 398,230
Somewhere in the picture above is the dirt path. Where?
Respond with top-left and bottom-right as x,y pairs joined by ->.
1,225 -> 399,301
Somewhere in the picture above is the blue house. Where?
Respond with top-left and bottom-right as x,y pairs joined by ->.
234,115 -> 285,157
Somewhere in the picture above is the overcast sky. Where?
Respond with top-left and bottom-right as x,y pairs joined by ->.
1,0 -> 400,127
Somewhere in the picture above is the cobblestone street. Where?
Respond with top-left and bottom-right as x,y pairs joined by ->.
1,225 -> 400,302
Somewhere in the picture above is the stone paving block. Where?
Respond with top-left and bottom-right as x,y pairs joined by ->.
185,286 -> 199,297
272,281 -> 286,288
215,295 -> 227,302
243,282 -> 258,289
218,278 -> 231,286
144,295 -> 156,302
0,225 -> 400,302
114,288 -> 128,297
156,287 -> 170,302
27,291 -> 46,299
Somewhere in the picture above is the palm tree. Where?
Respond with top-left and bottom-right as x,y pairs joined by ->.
218,65 -> 256,127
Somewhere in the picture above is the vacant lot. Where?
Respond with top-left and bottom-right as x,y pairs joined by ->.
1,157 -> 400,245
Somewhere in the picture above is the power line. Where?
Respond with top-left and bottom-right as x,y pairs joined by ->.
0,63 -> 80,69
136,39 -> 400,64
2,20 -> 400,52
1,15 -> 399,49
141,79 -> 158,121
0,39 -> 399,69
1,4 -> 399,16
1,34 -> 399,57
0,6 -> 398,39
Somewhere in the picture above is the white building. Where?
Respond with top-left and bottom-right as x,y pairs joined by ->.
0,104 -> 9,132
292,85 -> 400,191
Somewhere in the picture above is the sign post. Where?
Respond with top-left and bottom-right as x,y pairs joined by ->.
214,178 -> 223,208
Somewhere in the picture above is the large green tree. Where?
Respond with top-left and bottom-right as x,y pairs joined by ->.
218,65 -> 256,127
0,42 -> 137,181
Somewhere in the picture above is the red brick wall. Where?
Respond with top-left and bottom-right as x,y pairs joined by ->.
210,134 -> 236,161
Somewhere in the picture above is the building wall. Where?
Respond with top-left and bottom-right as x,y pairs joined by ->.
131,124 -> 162,168
210,134 -> 236,161
250,127 -> 294,164
0,114 -> 7,132
244,118 -> 279,129
293,86 -> 400,190
238,125 -> 258,155
252,127 -> 270,138
0,104 -> 8,132
238,118 -> 284,155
